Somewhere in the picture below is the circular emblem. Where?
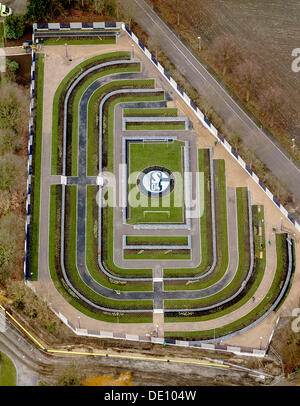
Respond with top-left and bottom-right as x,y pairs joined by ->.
139,168 -> 171,195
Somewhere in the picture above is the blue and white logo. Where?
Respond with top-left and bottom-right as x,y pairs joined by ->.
141,169 -> 171,195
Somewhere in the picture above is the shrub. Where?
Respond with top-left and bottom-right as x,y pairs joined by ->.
4,15 -> 25,40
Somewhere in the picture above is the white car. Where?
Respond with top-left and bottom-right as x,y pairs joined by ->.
0,3 -> 12,17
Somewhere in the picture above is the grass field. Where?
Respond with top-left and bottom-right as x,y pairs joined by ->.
125,122 -> 185,131
0,352 -> 16,386
127,140 -> 185,224
126,236 -> 189,245
124,249 -> 190,260
123,108 -> 178,117
44,38 -> 115,45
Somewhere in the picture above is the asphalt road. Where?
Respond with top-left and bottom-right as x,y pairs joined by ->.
130,0 -> 300,216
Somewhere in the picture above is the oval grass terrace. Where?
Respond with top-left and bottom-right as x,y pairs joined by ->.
31,46 -> 295,340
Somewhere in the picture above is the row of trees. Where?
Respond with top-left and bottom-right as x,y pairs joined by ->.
207,34 -> 295,133
0,80 -> 28,283
3,0 -> 131,39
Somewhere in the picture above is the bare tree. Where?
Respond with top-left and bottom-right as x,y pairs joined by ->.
209,34 -> 241,76
176,0 -> 180,26
259,87 -> 290,129
119,0 -> 134,29
92,0 -> 105,14
147,29 -> 161,60
234,59 -> 263,102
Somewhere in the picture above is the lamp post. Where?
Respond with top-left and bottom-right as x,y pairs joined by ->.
260,336 -> 263,350
280,217 -> 283,232
292,138 -> 295,153
65,43 -> 68,58
197,36 -> 201,51
77,316 -> 80,329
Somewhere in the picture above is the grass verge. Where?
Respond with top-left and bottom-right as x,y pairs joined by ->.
0,352 -> 16,386
125,122 -> 185,131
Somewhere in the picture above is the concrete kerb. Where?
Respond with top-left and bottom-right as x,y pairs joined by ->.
122,23 -> 300,235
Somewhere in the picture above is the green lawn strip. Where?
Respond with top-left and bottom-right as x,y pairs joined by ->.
124,250 -> 191,260
64,185 -> 152,309
101,92 -> 165,277
51,51 -> 130,174
105,91 -> 164,171
87,78 -> 157,176
164,234 -> 288,339
127,140 -> 184,224
163,150 -> 217,280
274,235 -> 294,312
164,186 -> 250,309
70,65 -> 141,176
29,54 -> 44,280
125,122 -> 186,131
0,352 -> 16,386
126,236 -> 189,245
164,203 -> 267,324
86,186 -> 152,291
49,185 -> 152,323
44,39 -> 115,45
123,108 -> 178,117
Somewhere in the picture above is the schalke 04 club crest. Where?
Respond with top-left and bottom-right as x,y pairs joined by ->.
140,169 -> 171,195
